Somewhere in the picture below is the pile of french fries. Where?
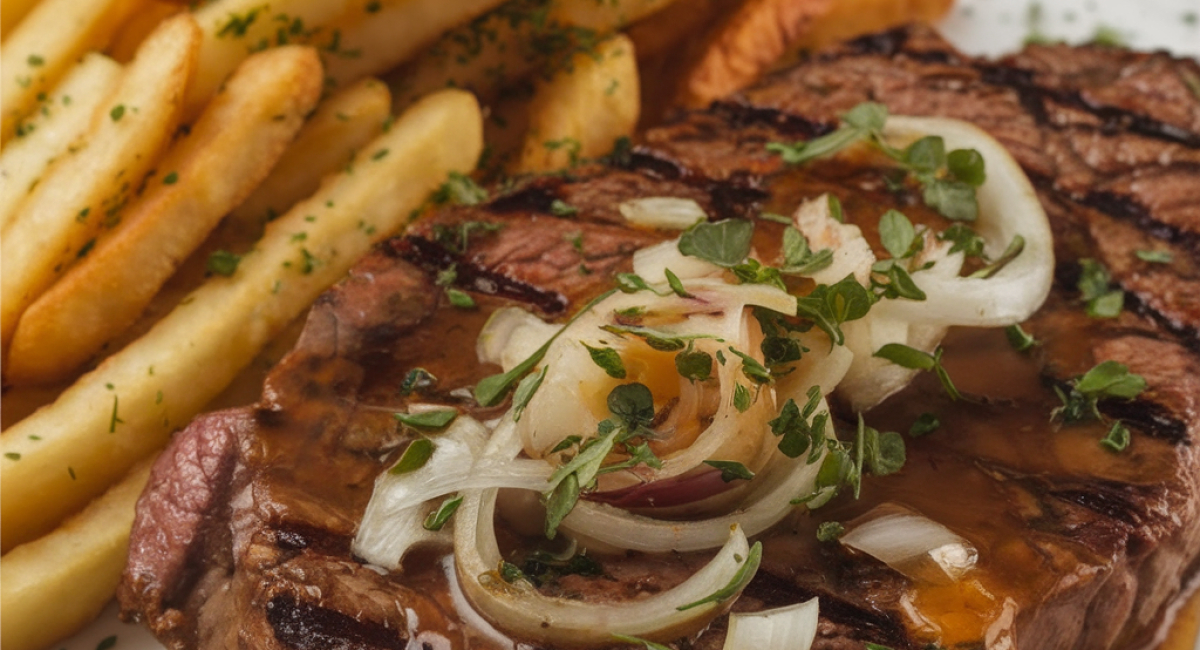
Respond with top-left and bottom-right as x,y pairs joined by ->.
0,0 -> 952,648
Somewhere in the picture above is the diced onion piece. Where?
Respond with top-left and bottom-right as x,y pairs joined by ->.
723,598 -> 820,650
791,194 -> 875,286
476,307 -> 559,371
353,416 -> 551,569
632,239 -> 724,283
456,486 -> 757,646
875,116 -> 1054,327
840,506 -> 978,582
619,196 -> 707,230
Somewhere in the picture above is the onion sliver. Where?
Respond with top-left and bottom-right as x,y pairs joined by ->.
839,506 -> 978,582
619,196 -> 708,230
456,485 -> 758,647
561,408 -> 828,554
632,239 -> 724,283
722,598 -> 819,650
873,116 -> 1053,327
354,416 -> 551,569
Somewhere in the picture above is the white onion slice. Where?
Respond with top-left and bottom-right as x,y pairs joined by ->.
560,399 -> 831,553
619,196 -> 708,230
791,194 -> 875,286
873,116 -> 1054,327
353,416 -> 552,569
476,307 -> 559,372
456,486 -> 757,647
723,598 -> 820,650
839,505 -> 978,582
632,239 -> 724,283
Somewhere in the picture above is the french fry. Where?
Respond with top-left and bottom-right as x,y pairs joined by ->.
515,34 -> 640,173
0,0 -> 145,143
6,46 -> 324,387
106,0 -> 185,64
225,76 -> 393,240
391,0 -> 677,109
320,0 -> 506,90
0,0 -> 40,38
0,88 -> 484,552
0,460 -> 152,650
0,53 -> 123,235
0,14 -> 199,357
676,0 -> 833,108
184,0 -> 355,117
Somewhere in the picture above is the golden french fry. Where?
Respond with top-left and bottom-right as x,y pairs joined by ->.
0,53 -> 123,236
226,76 -> 393,240
677,0 -> 833,107
391,0 -> 677,109
184,0 -> 355,117
0,0 -> 145,143
0,460 -> 152,650
0,14 -> 199,356
0,88 -> 483,553
792,0 -> 954,51
6,46 -> 325,386
106,0 -> 184,63
320,0 -> 505,90
515,34 -> 640,173
0,0 -> 40,38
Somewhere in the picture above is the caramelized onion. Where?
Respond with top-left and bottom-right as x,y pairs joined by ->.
840,505 -> 978,582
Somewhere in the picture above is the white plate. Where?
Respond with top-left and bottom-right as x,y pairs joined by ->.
57,2 -> 1200,650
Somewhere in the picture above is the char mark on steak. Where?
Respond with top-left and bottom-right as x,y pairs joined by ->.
122,24 -> 1200,650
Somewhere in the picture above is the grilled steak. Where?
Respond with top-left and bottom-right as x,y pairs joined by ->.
119,25 -> 1200,650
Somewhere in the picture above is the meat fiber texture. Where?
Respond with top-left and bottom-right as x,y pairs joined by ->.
119,25 -> 1200,650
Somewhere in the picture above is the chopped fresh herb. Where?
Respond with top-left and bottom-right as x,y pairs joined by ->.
947,148 -> 986,185
878,210 -> 918,260
300,248 -> 319,274
96,635 -> 118,650
769,394 -> 829,461
4,453 -> 20,461
676,541 -> 762,611
909,412 -> 940,437
816,521 -> 845,542
758,211 -> 792,224
162,171 -> 178,185
1052,360 -> 1146,424
371,148 -> 389,160
389,438 -> 435,474
395,408 -> 458,430
704,460 -> 755,482
761,335 -> 805,370
1091,24 -> 1125,47
512,366 -> 548,421
445,288 -> 476,308
365,0 -> 381,12
828,194 -> 845,222
780,226 -> 834,275
432,171 -> 488,206
614,272 -> 660,295
498,560 -> 527,584
423,494 -> 463,530
766,102 -> 887,165
217,8 -> 263,37
664,268 -> 692,298
968,235 -> 1026,280
733,383 -> 752,412
858,415 -> 906,476
27,54 -> 45,66
202,250 -> 239,277
549,199 -> 578,217
77,238 -> 97,258
795,275 -> 874,346
522,549 -> 604,587
731,258 -> 785,290
551,435 -> 583,454
475,290 -> 615,406
874,344 -> 961,400
602,324 -> 718,352
1100,421 -> 1131,452
937,223 -> 986,258
1077,258 -> 1123,318
922,178 -> 978,221
110,104 -> 126,121
870,258 -> 927,301
1005,323 -> 1038,352
727,347 -> 772,385
1135,249 -> 1172,264
584,343 -> 626,378
678,219 -> 754,267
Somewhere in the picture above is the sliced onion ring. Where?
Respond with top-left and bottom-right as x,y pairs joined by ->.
839,504 -> 978,583
723,598 -> 820,650
872,116 -> 1054,327
455,488 -> 757,647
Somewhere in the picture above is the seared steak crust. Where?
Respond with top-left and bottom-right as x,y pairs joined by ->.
121,26 -> 1200,650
